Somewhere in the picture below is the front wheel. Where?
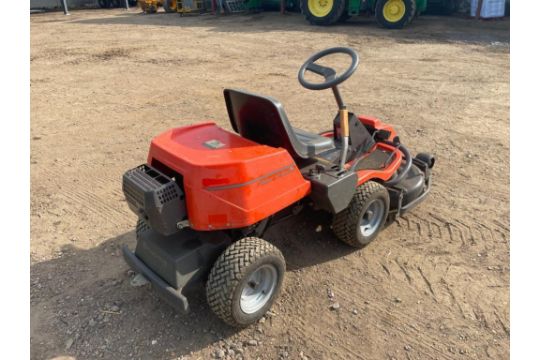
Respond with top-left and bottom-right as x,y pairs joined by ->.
332,181 -> 389,247
375,0 -> 416,29
206,237 -> 286,327
301,0 -> 347,26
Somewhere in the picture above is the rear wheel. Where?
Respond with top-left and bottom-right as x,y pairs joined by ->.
206,237 -> 285,327
163,0 -> 177,12
332,181 -> 389,247
301,0 -> 347,26
375,0 -> 416,29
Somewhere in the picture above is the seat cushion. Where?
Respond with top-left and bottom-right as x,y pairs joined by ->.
293,128 -> 335,156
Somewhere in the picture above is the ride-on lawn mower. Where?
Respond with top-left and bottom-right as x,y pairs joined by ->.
122,47 -> 435,327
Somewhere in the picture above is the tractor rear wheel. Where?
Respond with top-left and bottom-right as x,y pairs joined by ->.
332,181 -> 389,248
206,237 -> 285,327
163,0 -> 177,12
301,0 -> 347,26
375,0 -> 416,29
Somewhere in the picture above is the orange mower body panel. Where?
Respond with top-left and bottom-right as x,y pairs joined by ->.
147,122 -> 310,231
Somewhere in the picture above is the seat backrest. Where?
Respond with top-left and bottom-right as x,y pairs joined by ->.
224,88 -> 308,159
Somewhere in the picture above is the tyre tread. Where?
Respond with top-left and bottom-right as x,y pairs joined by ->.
206,237 -> 285,327
332,181 -> 388,247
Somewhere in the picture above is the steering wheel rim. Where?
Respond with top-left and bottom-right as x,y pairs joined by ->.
298,47 -> 359,91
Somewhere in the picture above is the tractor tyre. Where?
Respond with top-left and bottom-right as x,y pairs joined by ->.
338,11 -> 351,23
206,237 -> 286,327
163,0 -> 177,12
332,181 -> 389,248
375,0 -> 416,29
301,0 -> 347,26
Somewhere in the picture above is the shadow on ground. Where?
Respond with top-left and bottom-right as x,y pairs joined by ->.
30,10 -> 511,47
30,208 -> 354,359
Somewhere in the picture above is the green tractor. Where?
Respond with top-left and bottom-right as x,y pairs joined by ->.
301,0 -> 427,29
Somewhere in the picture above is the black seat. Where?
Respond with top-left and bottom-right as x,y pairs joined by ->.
224,88 -> 335,160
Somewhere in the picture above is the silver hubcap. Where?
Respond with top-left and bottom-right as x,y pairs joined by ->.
357,199 -> 385,238
240,264 -> 278,314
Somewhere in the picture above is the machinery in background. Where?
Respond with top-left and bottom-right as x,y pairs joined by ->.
302,0 -> 428,29
138,0 -> 164,13
98,0 -> 138,7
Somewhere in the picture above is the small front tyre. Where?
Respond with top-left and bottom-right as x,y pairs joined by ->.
206,237 -> 286,327
333,181 -> 389,247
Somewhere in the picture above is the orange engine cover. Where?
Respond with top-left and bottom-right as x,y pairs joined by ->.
147,122 -> 310,231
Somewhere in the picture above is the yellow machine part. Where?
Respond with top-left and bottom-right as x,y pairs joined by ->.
138,0 -> 164,13
176,0 -> 204,13
307,0 -> 334,18
382,0 -> 406,23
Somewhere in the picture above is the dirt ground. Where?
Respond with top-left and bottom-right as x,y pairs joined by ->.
30,9 -> 509,360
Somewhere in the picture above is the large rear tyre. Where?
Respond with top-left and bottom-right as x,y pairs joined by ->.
301,0 -> 347,26
332,181 -> 389,248
375,0 -> 416,29
206,237 -> 286,327
163,0 -> 177,12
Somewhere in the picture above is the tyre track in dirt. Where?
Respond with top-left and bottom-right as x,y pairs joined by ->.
285,267 -> 466,360
396,210 -> 509,254
34,158 -> 130,227
275,199 -> 510,358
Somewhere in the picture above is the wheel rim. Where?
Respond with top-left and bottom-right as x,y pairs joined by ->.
357,199 -> 385,238
240,264 -> 278,314
382,0 -> 406,23
307,0 -> 334,18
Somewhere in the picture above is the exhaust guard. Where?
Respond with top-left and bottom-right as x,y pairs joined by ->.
122,164 -> 186,236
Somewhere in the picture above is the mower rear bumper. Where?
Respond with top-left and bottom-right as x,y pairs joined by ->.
122,245 -> 189,313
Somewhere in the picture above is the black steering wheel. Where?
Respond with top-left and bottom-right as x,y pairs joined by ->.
298,47 -> 359,91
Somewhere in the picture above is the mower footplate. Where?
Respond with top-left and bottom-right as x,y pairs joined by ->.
122,245 -> 189,313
